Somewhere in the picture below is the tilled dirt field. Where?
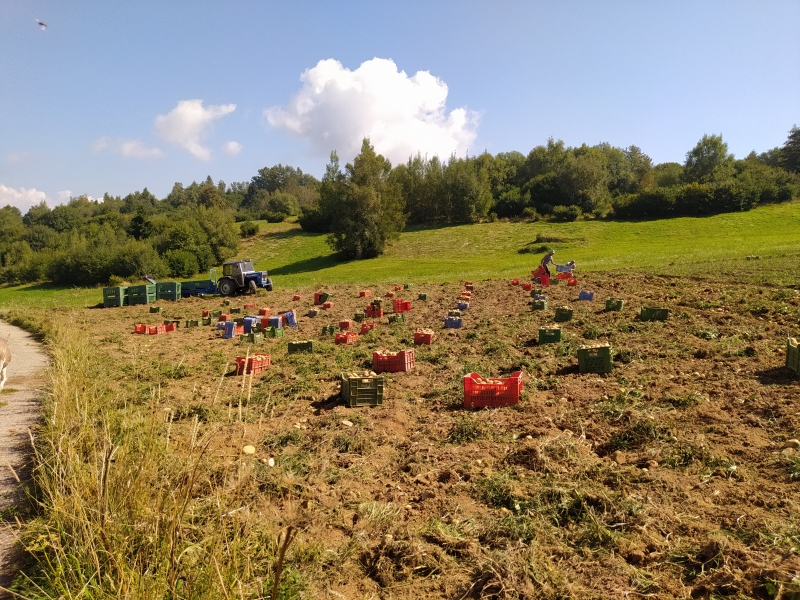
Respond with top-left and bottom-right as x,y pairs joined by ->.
64,271 -> 800,598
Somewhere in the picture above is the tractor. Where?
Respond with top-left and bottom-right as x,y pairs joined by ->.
216,259 -> 273,296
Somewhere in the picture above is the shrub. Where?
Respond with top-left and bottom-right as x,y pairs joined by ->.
164,249 -> 199,278
239,220 -> 259,238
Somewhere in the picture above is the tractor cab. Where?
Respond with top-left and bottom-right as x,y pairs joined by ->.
218,259 -> 273,296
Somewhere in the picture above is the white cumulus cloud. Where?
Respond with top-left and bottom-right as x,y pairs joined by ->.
91,137 -> 164,159
266,58 -> 479,164
155,99 -> 236,161
223,141 -> 242,157
58,190 -> 72,202
0,184 -> 47,212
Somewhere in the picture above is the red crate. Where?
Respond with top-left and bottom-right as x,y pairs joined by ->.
556,273 -> 570,280
540,274 -> 550,286
219,314 -> 230,322
235,354 -> 271,376
461,290 -> 472,297
522,282 -> 533,291
359,290 -> 372,297
463,372 -> 523,408
335,332 -> 359,345
394,285 -> 403,291
322,301 -> 333,309
202,310 -> 211,317
244,302 -> 257,310
165,323 -> 176,332
292,294 -> 301,301
393,298 -> 412,313
361,322 -> 377,335
567,277 -> 578,287
133,324 -> 147,334
235,325 -> 244,335
148,325 -> 166,335
373,349 -> 415,373
366,306 -> 384,318
414,328 -> 435,345
385,290 -> 395,298
511,278 -> 520,286
259,307 -> 271,316
532,266 -> 546,278
339,320 -> 355,330
464,281 -> 473,286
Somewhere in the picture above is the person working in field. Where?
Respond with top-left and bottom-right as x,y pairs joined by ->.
540,250 -> 555,276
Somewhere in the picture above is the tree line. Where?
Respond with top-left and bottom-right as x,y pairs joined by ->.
1,128 -> 798,283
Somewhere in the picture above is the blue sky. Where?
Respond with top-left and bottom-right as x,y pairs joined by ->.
1,1 -> 798,212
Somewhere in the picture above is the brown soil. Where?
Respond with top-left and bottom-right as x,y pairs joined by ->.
18,272 -> 800,598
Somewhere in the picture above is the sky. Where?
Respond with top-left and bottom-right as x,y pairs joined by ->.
1,1 -> 799,213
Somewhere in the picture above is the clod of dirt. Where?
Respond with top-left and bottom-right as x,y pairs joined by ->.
612,450 -> 627,465
242,445 -> 256,455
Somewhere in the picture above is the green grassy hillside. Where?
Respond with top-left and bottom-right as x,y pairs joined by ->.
1,201 -> 798,310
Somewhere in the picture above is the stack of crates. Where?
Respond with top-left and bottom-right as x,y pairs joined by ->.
103,286 -> 128,308
156,282 -> 181,301
340,372 -> 384,407
577,344 -> 613,374
128,284 -> 156,305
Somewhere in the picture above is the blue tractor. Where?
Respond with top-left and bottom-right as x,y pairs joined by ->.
217,259 -> 273,296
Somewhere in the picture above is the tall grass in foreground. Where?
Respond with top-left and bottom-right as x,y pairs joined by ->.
10,315 -> 298,599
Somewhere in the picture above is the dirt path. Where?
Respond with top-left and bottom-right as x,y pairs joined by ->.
0,320 -> 48,594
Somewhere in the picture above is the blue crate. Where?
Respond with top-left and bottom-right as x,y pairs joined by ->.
244,317 -> 259,334
284,311 -> 297,327
269,315 -> 283,329
457,301 -> 470,311
578,290 -> 594,301
445,316 -> 463,329
222,321 -> 237,339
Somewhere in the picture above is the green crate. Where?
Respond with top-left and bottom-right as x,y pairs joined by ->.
202,317 -> 212,326
554,307 -> 573,322
403,283 -> 413,289
531,300 -> 548,311
577,345 -> 613,374
641,306 -> 669,321
223,300 -> 231,306
321,325 -> 336,335
354,311 -> 366,323
240,332 -> 264,344
185,320 -> 200,328
230,307 -> 242,314
210,309 -> 222,317
164,319 -> 181,326
539,327 -> 562,344
103,286 -> 129,307
605,298 -> 625,312
340,372 -> 385,407
448,309 -> 462,317
418,293 -> 427,301
288,340 -> 314,354
128,284 -> 156,305
233,317 -> 245,325
265,326 -> 285,338
787,338 -> 799,375
156,282 -> 182,301
388,313 -> 405,324
150,306 -> 162,313
465,284 -> 474,291
252,322 -> 263,333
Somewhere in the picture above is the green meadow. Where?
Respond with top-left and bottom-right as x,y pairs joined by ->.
1,201 -> 798,311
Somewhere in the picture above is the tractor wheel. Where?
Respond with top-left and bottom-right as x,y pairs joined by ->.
248,280 -> 258,295
218,278 -> 235,297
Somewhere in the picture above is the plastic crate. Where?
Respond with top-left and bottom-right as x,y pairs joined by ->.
156,282 -> 181,301
361,322 -> 377,335
128,284 -> 156,305
340,372 -> 384,407
371,299 -> 383,308
185,320 -> 200,328
359,290 -> 372,297
605,298 -> 625,312
556,272 -> 570,280
418,293 -> 427,300
243,317 -> 259,333
448,309 -> 462,317
532,294 -> 547,301
567,277 -> 578,287
522,282 -> 533,291
150,306 -> 162,313
461,290 -> 472,298
373,349 -> 415,373
211,310 -> 222,317
235,354 -> 271,376
388,313 -> 405,324
414,328 -> 435,345
539,327 -> 562,344
239,332 -> 264,344
314,291 -> 330,305
465,284 -> 474,291
165,323 -> 177,332
385,290 -> 395,298
641,307 -> 669,322
531,300 -> 548,311
133,324 -> 147,334
230,307 -> 242,314
339,320 -> 355,330
265,326 -> 285,338
445,316 -> 463,329
307,308 -> 319,318
511,279 -> 520,286
393,298 -> 412,313
288,340 -> 314,354
578,344 -> 613,374
259,307 -> 271,316
283,310 -> 297,327
292,295 -> 301,301
269,316 -> 283,329
404,283 -> 412,289
103,286 -> 129,307
457,301 -> 470,311
202,317 -> 212,326
322,302 -> 333,310
366,306 -> 384,318
354,311 -> 366,322
335,332 -> 359,345
148,325 -> 166,335
244,302 -> 257,310
222,322 -> 237,339
394,285 -> 403,291
218,314 -> 230,322
233,317 -> 245,325
321,325 -> 337,335
463,371 -> 523,408
554,307 -> 574,322
578,290 -> 594,302
787,338 -> 799,375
